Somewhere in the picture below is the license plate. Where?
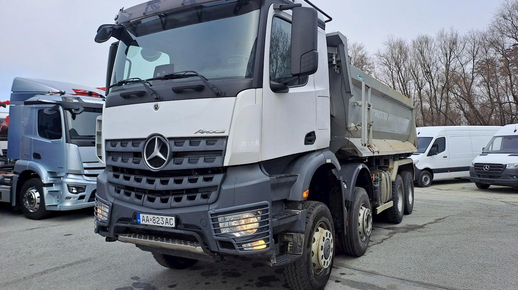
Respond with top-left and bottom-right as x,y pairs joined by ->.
137,213 -> 176,228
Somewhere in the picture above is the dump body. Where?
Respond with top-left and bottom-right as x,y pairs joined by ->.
327,33 -> 416,157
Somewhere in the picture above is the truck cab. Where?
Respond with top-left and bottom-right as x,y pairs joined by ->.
92,1 -> 416,289
0,77 -> 105,219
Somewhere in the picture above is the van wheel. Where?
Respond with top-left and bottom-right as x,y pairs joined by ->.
20,178 -> 50,220
284,201 -> 334,290
152,252 -> 198,269
401,171 -> 414,215
417,171 -> 432,187
475,183 -> 490,190
385,175 -> 404,224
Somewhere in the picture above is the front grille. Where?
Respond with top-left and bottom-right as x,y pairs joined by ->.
474,163 -> 505,177
106,137 -> 227,208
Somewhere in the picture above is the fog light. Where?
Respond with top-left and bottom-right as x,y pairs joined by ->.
242,239 -> 267,251
68,185 -> 86,194
94,198 -> 110,223
218,212 -> 261,237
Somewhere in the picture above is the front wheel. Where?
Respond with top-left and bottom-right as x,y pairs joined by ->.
20,178 -> 50,220
284,201 -> 335,290
417,170 -> 432,187
152,252 -> 198,269
475,183 -> 490,190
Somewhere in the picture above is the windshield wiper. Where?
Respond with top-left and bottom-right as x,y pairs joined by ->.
147,71 -> 226,97
110,77 -> 162,100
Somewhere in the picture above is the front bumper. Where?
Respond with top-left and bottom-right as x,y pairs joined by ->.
469,166 -> 518,187
94,164 -> 303,259
44,174 -> 98,211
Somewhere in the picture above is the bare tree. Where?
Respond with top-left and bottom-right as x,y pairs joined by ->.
376,36 -> 413,99
348,42 -> 375,75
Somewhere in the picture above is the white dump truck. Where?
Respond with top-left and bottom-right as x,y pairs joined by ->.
93,1 -> 417,289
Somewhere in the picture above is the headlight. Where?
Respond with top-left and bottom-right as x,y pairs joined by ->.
68,185 -> 86,194
94,198 -> 110,224
218,211 -> 261,237
507,163 -> 518,169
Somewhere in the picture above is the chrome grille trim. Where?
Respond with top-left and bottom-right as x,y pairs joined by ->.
106,137 -> 227,208
118,233 -> 205,254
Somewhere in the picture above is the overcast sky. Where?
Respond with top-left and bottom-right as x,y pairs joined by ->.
0,0 -> 505,108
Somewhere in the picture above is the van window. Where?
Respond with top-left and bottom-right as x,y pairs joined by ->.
417,137 -> 433,153
432,137 -> 445,154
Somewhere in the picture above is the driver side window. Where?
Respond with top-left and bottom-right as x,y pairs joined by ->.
269,17 -> 307,86
38,110 -> 62,140
432,137 -> 446,154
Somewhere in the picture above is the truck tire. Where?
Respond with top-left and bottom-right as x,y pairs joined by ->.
151,252 -> 197,269
385,174 -> 404,224
284,201 -> 335,290
343,187 -> 372,257
417,170 -> 432,187
401,171 -> 414,215
475,183 -> 490,190
20,178 -> 50,220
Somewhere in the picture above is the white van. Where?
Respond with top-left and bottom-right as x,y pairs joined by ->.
411,126 -> 501,187
470,124 -> 518,189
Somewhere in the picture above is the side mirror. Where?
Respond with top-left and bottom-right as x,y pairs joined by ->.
428,145 -> 438,156
95,24 -> 116,43
291,7 -> 318,76
43,105 -> 59,115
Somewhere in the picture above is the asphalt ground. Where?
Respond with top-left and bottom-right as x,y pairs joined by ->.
1,179 -> 517,290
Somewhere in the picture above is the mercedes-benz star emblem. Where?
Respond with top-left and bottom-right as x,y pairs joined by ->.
143,135 -> 170,171
483,165 -> 490,171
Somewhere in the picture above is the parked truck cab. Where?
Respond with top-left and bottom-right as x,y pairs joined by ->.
93,1 -> 417,289
0,78 -> 105,219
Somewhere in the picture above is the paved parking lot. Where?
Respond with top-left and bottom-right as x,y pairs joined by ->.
1,180 -> 517,290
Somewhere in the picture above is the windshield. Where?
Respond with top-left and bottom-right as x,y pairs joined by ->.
483,135 -> 518,153
65,108 -> 102,141
110,1 -> 260,86
416,137 -> 433,154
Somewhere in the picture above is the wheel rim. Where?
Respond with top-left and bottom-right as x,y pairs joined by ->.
422,174 -> 431,186
23,186 -> 41,213
358,204 -> 372,241
311,223 -> 333,274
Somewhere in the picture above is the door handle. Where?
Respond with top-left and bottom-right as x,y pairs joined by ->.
33,153 -> 41,159
443,156 -> 447,158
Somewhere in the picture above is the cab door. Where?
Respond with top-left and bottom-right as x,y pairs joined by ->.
428,136 -> 449,180
30,106 -> 67,176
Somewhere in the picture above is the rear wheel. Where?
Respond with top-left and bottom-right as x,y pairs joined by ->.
20,178 -> 50,220
475,183 -> 490,190
343,187 -> 372,257
284,201 -> 335,290
385,174 -> 404,224
152,252 -> 198,269
401,171 -> 414,215
417,171 -> 432,187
